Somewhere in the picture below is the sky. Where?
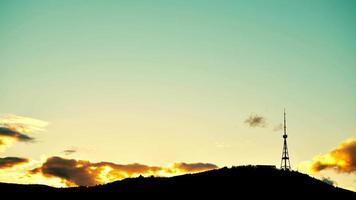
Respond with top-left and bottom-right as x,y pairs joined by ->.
0,0 -> 355,190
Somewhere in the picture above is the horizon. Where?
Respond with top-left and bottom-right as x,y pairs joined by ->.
0,0 -> 355,191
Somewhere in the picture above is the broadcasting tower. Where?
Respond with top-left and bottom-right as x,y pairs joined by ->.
280,109 -> 291,170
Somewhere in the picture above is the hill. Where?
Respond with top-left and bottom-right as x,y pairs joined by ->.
1,165 -> 355,198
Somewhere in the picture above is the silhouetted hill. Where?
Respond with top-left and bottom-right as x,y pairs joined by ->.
1,166 -> 355,198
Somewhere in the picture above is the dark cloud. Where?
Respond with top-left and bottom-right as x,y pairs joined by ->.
310,138 -> 356,173
0,127 -> 34,142
0,157 -> 29,169
62,149 -> 77,155
30,157 -> 98,186
29,156 -> 218,187
0,127 -> 35,152
244,114 -> 267,128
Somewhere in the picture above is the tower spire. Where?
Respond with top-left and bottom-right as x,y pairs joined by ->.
281,109 -> 291,170
284,108 -> 286,136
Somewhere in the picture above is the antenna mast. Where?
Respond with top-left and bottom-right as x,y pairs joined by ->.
281,109 -> 291,170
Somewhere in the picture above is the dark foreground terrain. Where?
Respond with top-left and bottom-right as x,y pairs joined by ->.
1,166 -> 355,198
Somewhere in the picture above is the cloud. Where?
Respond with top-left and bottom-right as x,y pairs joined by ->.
0,127 -> 34,152
0,114 -> 49,133
0,114 -> 48,152
244,114 -> 267,128
0,127 -> 34,142
29,157 -> 99,186
29,156 -> 218,186
62,149 -> 77,156
0,157 -> 29,169
273,123 -> 283,132
62,146 -> 96,155
309,138 -> 356,173
171,162 -> 218,173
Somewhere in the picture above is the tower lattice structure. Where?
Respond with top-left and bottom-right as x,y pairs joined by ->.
280,109 -> 291,170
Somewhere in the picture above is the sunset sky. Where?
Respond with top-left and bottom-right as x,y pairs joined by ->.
0,0 -> 355,190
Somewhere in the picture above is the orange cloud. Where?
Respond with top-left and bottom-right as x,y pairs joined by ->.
0,157 -> 29,169
171,162 -> 219,173
310,138 -> 356,173
29,156 -> 218,186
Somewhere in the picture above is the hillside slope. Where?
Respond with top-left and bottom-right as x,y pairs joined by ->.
1,166 -> 355,198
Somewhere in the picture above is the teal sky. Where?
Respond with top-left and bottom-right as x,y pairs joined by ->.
0,0 -> 355,190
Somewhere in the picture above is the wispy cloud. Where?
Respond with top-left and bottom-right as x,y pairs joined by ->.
244,113 -> 287,133
0,114 -> 48,134
29,156 -> 218,186
0,114 -> 48,152
62,146 -> 78,155
62,149 -> 77,155
244,114 -> 267,128
273,123 -> 283,132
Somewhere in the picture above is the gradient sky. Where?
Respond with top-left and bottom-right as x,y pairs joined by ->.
0,0 -> 355,190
